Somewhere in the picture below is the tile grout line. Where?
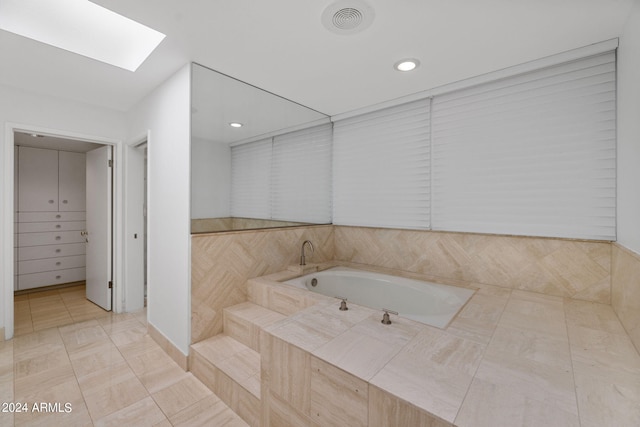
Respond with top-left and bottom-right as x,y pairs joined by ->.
58,322 -> 97,427
562,298 -> 583,427
451,288 -> 513,426
107,315 -> 177,426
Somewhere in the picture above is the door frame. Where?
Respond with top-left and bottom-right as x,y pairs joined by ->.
2,122 -> 124,340
123,132 -> 149,313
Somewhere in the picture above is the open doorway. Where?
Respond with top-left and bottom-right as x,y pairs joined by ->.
13,131 -> 114,334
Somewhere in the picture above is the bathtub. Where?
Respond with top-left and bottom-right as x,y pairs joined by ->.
284,267 -> 474,329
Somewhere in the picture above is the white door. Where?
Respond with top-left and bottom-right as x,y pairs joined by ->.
124,143 -> 145,312
85,146 -> 112,310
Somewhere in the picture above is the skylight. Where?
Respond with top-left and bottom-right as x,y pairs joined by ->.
0,0 -> 166,72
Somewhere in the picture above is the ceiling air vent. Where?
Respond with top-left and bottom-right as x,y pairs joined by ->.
322,0 -> 375,35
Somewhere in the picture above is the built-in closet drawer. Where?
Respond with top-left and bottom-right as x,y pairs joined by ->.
18,212 -> 86,222
18,231 -> 85,247
18,255 -> 85,275
18,243 -> 86,261
18,267 -> 86,290
18,221 -> 86,233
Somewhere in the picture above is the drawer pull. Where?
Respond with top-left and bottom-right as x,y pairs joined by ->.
48,200 -> 54,204
56,215 -> 61,219
55,236 -> 61,240
56,224 -> 61,229
56,262 -> 61,266
56,275 -> 61,280
55,249 -> 61,253
62,200 -> 68,204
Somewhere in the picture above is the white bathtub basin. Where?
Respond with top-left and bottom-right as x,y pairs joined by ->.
284,267 -> 474,328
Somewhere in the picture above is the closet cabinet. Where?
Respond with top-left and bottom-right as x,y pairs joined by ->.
16,146 -> 86,291
17,146 -> 59,212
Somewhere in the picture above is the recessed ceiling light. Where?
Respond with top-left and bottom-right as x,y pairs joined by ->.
394,59 -> 420,72
229,122 -> 243,128
0,0 -> 166,72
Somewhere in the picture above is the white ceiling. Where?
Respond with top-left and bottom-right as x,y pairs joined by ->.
0,0 -> 634,116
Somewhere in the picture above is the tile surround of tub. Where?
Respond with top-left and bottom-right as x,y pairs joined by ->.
191,225 -> 334,343
334,226 -> 611,304
612,243 -> 640,354
255,271 -> 640,427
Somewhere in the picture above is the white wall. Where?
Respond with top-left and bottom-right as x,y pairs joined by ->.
127,65 -> 191,355
191,137 -> 231,219
617,1 -> 640,255
0,84 -> 127,339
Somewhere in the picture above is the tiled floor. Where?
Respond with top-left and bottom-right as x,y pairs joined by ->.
14,284 -> 110,336
1,292 -> 248,426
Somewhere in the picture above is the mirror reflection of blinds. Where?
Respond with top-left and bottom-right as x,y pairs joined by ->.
431,51 -> 616,240
230,138 -> 271,219
272,124 -> 332,223
332,98 -> 431,229
230,124 -> 333,223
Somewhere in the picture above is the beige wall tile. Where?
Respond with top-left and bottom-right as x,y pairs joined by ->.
191,225 -> 334,342
334,226 -> 611,303
369,385 -> 453,427
234,383 -> 261,427
570,361 -> 640,427
267,390 -> 317,427
612,244 -> 640,354
266,335 -> 312,413
310,356 -> 368,427
169,395 -> 249,427
565,295 -> 640,427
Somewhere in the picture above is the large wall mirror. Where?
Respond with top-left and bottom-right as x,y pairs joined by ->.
191,63 -> 332,233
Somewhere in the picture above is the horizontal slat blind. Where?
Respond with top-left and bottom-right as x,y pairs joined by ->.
230,138 -> 272,219
272,124 -> 333,223
333,99 -> 431,229
431,52 -> 616,240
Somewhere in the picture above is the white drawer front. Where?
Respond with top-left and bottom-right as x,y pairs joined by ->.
18,255 -> 86,275
18,243 -> 86,261
18,221 -> 86,233
18,231 -> 85,247
18,267 -> 86,290
18,212 -> 86,222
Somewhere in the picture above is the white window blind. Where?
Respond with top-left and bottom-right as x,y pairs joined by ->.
272,124 -> 332,223
230,138 -> 272,219
431,52 -> 616,240
333,99 -> 431,229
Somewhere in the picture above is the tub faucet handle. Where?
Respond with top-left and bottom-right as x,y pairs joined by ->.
381,308 -> 398,325
335,296 -> 349,311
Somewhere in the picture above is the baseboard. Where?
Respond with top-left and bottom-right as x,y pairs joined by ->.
148,323 -> 188,371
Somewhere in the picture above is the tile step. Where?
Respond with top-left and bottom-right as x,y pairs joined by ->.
223,301 -> 287,352
190,334 -> 261,426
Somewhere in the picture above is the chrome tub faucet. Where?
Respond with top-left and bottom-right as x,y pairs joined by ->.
300,240 -> 314,266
